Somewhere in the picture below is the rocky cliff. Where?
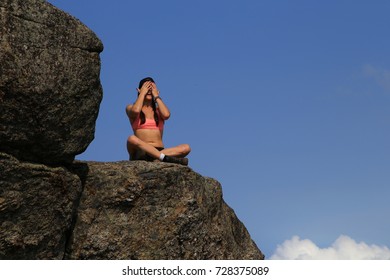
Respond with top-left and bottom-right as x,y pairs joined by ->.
0,153 -> 263,259
0,0 -> 264,259
66,160 -> 262,259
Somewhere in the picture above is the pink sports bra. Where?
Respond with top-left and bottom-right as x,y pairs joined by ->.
131,112 -> 164,131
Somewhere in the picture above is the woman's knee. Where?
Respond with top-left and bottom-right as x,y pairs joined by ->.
127,135 -> 139,146
181,144 -> 191,156
127,135 -> 137,144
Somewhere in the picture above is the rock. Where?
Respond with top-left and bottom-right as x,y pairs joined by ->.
0,0 -> 103,164
66,160 -> 264,260
0,152 -> 83,259
0,155 -> 264,260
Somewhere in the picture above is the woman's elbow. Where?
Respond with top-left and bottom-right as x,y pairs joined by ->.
161,110 -> 170,120
164,112 -> 171,120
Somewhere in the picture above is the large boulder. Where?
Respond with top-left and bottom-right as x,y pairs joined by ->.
0,152 -> 83,259
0,0 -> 103,164
66,160 -> 264,260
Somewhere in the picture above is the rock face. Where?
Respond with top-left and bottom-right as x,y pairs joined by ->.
0,156 -> 264,260
0,152 -> 82,259
0,0 -> 264,260
0,0 -> 103,164
66,161 -> 263,259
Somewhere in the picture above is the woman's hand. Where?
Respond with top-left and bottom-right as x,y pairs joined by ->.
137,81 -> 152,96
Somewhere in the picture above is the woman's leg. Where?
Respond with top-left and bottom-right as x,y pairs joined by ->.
161,144 -> 191,158
127,135 -> 162,160
127,136 -> 190,165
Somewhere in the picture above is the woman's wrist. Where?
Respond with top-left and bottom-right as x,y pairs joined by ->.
154,96 -> 162,102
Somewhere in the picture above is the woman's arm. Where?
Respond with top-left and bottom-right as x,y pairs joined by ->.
126,82 -> 149,120
152,83 -> 170,120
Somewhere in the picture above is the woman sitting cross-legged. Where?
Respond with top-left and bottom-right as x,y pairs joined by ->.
126,77 -> 191,166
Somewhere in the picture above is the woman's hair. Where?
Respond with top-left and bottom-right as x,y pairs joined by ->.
138,77 -> 155,89
138,77 -> 159,126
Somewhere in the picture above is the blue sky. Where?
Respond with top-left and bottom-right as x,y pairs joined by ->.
47,0 -> 390,259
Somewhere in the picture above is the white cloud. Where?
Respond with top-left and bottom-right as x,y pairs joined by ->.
270,235 -> 390,260
363,64 -> 390,91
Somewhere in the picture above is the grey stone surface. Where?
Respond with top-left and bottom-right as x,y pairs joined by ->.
66,160 -> 264,260
0,0 -> 103,164
0,152 -> 83,259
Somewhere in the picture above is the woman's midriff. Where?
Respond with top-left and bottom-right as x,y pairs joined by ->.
134,129 -> 164,148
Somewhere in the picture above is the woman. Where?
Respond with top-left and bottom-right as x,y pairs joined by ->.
126,77 -> 191,165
